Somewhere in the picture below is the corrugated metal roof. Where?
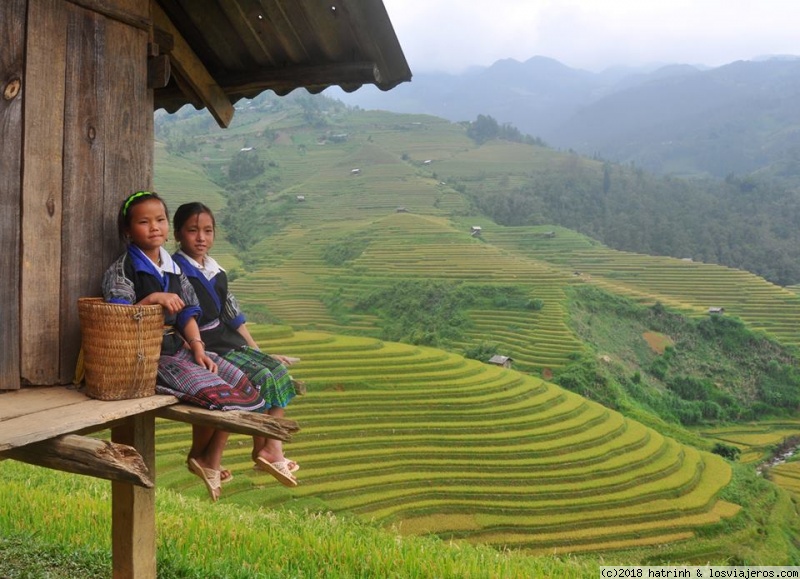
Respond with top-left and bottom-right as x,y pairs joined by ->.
153,0 -> 411,116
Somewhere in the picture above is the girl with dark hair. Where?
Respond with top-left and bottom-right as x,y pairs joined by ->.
102,191 -> 267,501
172,201 -> 301,487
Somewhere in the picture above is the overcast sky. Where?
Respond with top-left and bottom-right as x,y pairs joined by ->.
382,0 -> 800,74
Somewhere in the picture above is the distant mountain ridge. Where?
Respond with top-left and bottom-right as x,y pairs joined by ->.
330,55 -> 800,180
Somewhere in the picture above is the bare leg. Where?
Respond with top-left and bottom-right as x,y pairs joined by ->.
252,407 -> 286,463
189,425 -> 229,470
187,425 -> 230,500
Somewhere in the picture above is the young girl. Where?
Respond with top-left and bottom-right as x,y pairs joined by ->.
102,191 -> 266,501
172,202 -> 301,488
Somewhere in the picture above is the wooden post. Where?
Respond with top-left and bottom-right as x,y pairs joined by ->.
111,414 -> 156,579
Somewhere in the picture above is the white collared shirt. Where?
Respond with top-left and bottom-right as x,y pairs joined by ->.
176,249 -> 223,281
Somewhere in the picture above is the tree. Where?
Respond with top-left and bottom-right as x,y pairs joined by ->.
228,150 -> 264,182
467,114 -> 499,145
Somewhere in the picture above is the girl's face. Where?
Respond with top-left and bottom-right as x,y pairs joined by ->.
176,212 -> 215,262
125,198 -> 169,257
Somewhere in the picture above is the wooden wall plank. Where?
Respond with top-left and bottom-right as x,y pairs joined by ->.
0,0 -> 26,390
20,0 -> 67,385
101,14 -> 153,270
59,7 -> 108,383
58,0 -> 152,383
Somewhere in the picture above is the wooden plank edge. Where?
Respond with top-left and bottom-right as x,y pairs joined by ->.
155,405 -> 299,441
0,433 -> 153,487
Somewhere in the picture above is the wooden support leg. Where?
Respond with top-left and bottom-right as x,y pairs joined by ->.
111,413 -> 156,579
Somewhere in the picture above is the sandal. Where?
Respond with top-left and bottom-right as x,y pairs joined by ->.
254,457 -> 298,487
292,379 -> 307,395
253,457 -> 299,473
187,458 -> 222,501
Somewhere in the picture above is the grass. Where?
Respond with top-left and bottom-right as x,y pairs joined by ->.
0,535 -> 109,579
0,460 -> 596,578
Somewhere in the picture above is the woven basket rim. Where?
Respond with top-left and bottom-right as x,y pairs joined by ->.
78,296 -> 162,312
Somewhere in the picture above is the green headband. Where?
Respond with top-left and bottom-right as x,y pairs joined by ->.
122,191 -> 154,217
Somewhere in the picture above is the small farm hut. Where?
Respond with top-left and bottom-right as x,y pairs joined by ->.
488,355 -> 513,368
0,1 -> 410,577
708,307 -> 725,315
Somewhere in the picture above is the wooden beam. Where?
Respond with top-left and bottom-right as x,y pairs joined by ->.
63,0 -> 150,31
151,2 -> 234,128
1,434 -> 153,487
112,414 -> 156,579
219,61 -> 380,96
156,405 -> 299,441
147,54 -> 170,89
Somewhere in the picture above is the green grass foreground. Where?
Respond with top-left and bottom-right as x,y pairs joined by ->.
0,460 -> 595,578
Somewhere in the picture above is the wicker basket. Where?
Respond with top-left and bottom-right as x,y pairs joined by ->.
77,297 -> 163,400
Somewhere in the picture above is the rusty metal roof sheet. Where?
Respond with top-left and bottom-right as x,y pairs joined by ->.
153,0 -> 411,116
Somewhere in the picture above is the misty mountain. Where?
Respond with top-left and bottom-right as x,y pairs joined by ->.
552,59 -> 800,178
331,55 -> 800,180
332,56 -> 630,137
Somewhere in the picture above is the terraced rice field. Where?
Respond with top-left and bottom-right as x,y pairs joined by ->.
482,223 -> 800,349
229,212 -> 584,372
771,462 -> 800,495
224,208 -> 800,382
701,421 -> 800,466
155,329 -> 737,555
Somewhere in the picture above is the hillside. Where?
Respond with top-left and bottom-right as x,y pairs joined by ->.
332,56 -> 800,182
148,95 -> 800,562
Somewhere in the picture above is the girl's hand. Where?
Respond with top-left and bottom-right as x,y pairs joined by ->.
192,348 -> 218,373
143,292 -> 185,314
271,354 -> 297,366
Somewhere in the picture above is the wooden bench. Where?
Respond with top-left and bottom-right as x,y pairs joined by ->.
0,385 -> 299,578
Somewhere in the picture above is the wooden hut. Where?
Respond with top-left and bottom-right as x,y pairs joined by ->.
0,1 -> 410,577
488,355 -> 513,369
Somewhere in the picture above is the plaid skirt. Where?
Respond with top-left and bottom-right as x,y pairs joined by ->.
222,347 -> 296,409
156,348 -> 266,412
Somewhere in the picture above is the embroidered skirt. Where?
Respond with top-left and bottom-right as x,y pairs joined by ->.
156,348 -> 266,412
222,347 -> 296,409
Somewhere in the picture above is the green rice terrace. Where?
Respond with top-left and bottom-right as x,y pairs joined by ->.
154,327 -> 742,558
10,94 -> 800,573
